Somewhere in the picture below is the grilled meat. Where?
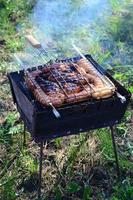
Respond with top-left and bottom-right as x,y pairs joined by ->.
63,82 -> 82,94
66,87 -> 91,104
76,58 -> 97,75
40,81 -> 60,93
25,60 -> 115,107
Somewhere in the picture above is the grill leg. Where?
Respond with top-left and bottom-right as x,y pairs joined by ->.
110,126 -> 120,180
23,124 -> 26,146
38,141 -> 43,198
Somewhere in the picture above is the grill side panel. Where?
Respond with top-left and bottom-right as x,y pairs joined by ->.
33,96 -> 129,141
8,72 -> 34,132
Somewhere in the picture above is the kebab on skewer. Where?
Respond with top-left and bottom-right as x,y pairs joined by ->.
24,34 -> 117,107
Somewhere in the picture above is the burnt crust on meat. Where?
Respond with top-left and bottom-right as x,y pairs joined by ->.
25,59 -> 115,107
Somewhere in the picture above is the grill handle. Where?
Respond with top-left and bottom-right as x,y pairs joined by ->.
25,34 -> 47,55
49,103 -> 61,119
25,35 -> 41,48
116,92 -> 126,103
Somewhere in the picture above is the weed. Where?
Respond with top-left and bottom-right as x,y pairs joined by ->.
65,134 -> 87,175
1,177 -> 16,200
82,185 -> 92,200
112,180 -> 133,200
54,185 -> 62,200
67,181 -> 81,193
97,128 -> 133,170
97,128 -> 114,161
55,138 -> 62,149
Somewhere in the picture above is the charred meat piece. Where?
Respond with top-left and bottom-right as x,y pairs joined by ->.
76,59 -> 98,76
26,59 -> 115,107
63,82 -> 82,94
64,74 -> 86,84
33,87 -> 65,107
66,87 -> 91,104
40,81 -> 61,94
48,92 -> 65,106
48,70 -> 86,85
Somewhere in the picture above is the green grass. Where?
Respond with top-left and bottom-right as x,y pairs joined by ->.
97,127 -> 133,169
0,0 -> 35,70
111,181 -> 133,200
0,0 -> 133,199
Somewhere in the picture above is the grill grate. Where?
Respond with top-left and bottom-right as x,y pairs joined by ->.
23,39 -> 116,106
25,58 -> 116,108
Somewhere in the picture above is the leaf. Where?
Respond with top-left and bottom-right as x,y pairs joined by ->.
83,185 -> 92,200
55,138 -> 62,149
67,182 -> 81,193
5,112 -> 19,127
54,186 -> 62,200
128,86 -> 133,93
8,124 -> 22,135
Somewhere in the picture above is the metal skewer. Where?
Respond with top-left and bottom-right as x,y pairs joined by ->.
25,34 -> 113,98
72,42 -> 126,103
25,34 -> 126,103
71,43 -> 111,85
30,47 -> 70,98
14,53 -> 61,119
34,46 -> 88,98
25,35 -> 94,97
25,35 -> 73,98
71,42 -> 117,91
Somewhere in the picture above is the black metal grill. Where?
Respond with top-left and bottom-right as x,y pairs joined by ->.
8,54 -> 131,198
8,55 -> 131,142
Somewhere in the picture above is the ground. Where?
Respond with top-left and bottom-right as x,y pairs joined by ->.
0,0 -> 133,200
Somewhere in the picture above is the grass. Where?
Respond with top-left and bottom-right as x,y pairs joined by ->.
0,0 -> 133,199
0,0 -> 35,74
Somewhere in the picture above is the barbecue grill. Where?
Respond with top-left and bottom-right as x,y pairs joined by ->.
8,54 -> 131,198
